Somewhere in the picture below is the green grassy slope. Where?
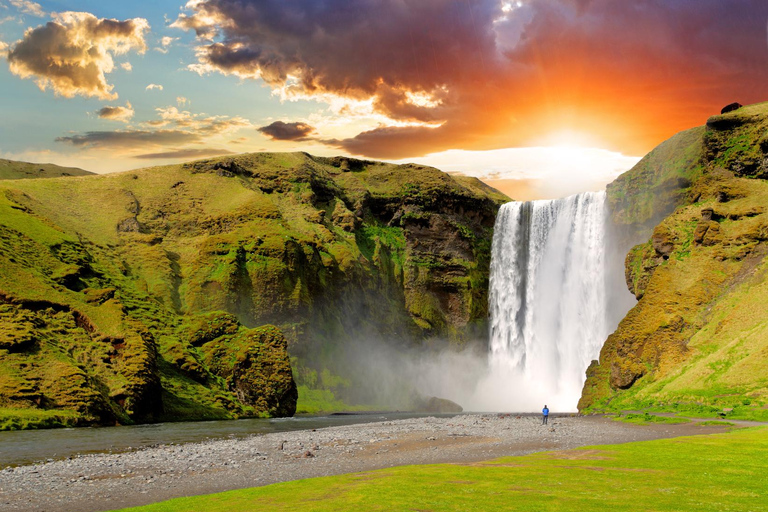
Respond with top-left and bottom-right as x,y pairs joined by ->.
581,102 -> 768,418
118,427 -> 768,512
0,159 -> 92,180
0,152 -> 507,428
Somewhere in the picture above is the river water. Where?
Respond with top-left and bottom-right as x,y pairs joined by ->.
0,412 -> 450,468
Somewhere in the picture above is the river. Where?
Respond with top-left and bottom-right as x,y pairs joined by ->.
0,412 -> 454,468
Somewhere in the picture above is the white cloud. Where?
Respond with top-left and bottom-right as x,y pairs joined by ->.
145,83 -> 164,91
150,106 -> 252,134
9,0 -> 45,17
120,62 -> 132,72
154,35 -> 179,53
176,96 -> 189,106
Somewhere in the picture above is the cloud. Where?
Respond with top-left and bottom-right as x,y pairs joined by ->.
120,62 -> 132,72
132,148 -> 234,160
96,102 -> 134,123
9,0 -> 45,17
257,121 -> 316,142
154,36 -> 178,54
152,106 -> 252,134
56,129 -> 200,149
145,83 -> 163,91
176,96 -> 189,106
172,0 -> 768,159
57,105 -> 252,154
6,11 -> 149,100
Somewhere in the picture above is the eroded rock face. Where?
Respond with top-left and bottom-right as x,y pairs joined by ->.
0,294 -> 162,426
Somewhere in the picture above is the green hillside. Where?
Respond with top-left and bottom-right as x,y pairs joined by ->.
0,159 -> 92,180
580,102 -> 768,419
0,152 -> 507,429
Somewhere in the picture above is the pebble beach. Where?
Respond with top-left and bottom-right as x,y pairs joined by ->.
0,414 -> 729,512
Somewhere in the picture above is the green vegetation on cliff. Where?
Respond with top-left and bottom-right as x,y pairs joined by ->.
118,427 -> 768,512
581,102 -> 768,419
0,153 -> 507,428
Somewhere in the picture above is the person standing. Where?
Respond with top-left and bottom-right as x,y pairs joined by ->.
542,405 -> 549,425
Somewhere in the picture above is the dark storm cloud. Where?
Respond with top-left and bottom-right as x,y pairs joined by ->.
175,0 -> 768,158
174,0 -> 498,93
257,121 -> 316,141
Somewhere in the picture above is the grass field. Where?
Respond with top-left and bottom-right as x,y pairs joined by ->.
117,427 -> 768,512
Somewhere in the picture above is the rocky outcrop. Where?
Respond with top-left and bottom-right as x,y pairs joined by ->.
201,325 -> 297,417
418,396 -> 463,413
580,102 -> 768,418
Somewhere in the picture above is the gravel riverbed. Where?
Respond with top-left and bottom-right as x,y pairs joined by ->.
0,414 -> 728,512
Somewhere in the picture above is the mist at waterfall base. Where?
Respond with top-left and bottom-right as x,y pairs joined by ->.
326,191 -> 635,414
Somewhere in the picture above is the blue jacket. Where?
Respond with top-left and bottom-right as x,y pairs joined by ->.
542,408 -> 549,416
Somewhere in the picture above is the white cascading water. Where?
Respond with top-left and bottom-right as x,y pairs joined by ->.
473,191 -> 610,412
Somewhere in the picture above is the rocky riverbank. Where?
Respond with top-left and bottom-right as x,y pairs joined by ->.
0,414 -> 729,512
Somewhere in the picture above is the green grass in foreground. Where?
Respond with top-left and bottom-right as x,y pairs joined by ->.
613,412 -> 691,425
699,420 -> 736,427
117,427 -> 768,512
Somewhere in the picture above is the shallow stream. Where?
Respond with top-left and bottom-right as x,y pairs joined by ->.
0,412 -> 456,468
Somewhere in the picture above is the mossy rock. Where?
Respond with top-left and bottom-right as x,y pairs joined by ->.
202,325 -> 297,416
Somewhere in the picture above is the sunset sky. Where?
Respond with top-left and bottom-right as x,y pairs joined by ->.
1,0 -> 767,199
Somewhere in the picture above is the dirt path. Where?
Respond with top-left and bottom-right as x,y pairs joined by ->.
0,414 -> 739,512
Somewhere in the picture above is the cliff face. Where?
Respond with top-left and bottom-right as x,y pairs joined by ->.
0,153 -> 507,428
580,102 -> 768,419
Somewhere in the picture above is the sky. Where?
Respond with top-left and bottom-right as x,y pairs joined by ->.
0,0 -> 767,199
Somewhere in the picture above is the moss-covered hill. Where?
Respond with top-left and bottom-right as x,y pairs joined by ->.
0,152 -> 507,429
580,102 -> 768,419
0,159 -> 93,180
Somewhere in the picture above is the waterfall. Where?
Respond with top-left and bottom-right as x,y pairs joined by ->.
481,191 -> 610,412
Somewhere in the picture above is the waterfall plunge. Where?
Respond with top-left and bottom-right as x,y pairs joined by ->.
474,191 -> 611,412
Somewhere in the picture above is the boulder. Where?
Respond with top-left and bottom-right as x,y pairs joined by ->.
420,396 -> 463,413
720,102 -> 743,114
